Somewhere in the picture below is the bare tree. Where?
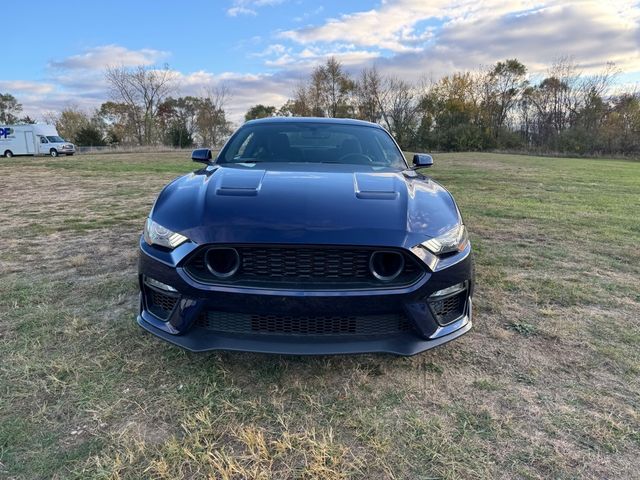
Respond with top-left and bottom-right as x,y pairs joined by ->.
320,57 -> 356,117
356,66 -> 385,123
378,77 -> 421,147
284,82 -> 313,116
105,64 -> 177,145
196,85 -> 233,147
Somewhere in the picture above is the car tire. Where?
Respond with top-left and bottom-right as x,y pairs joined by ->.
4,150 -> 13,158
50,149 -> 58,157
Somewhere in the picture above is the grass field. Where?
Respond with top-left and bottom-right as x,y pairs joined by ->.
1,151 -> 639,479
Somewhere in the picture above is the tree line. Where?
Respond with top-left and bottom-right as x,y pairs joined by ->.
248,57 -> 640,156
1,57 -> 638,155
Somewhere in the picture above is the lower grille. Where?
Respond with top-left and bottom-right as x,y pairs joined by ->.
195,311 -> 413,336
145,289 -> 178,320
429,290 -> 466,326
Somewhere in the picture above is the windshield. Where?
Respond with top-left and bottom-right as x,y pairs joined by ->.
219,122 -> 407,169
46,136 -> 65,143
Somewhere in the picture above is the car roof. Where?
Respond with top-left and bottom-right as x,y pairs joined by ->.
243,116 -> 384,129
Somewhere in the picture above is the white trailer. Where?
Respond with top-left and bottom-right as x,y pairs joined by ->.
0,124 -> 76,157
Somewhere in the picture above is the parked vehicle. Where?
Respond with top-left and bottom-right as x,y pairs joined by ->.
137,117 -> 474,355
0,125 -> 76,157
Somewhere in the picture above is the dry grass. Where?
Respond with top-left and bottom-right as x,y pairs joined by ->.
0,152 -> 638,479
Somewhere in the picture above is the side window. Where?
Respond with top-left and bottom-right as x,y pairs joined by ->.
40,136 -> 48,144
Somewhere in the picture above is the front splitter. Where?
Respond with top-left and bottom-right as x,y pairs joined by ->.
137,314 -> 472,356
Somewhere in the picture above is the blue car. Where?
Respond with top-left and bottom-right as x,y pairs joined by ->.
137,117 -> 474,355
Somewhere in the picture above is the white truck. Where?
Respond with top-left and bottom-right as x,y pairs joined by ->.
0,124 -> 76,157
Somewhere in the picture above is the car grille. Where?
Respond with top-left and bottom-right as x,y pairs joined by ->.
194,310 -> 414,336
428,290 -> 466,326
184,245 -> 423,289
145,288 -> 178,320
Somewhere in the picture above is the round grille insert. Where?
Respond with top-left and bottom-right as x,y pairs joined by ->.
205,247 -> 240,278
369,251 -> 405,282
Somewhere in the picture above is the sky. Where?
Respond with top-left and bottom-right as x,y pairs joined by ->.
3,0 -> 640,124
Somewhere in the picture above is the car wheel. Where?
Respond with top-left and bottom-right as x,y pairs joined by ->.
50,149 -> 58,157
4,150 -> 13,158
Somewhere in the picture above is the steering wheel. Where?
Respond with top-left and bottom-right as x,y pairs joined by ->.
338,153 -> 374,164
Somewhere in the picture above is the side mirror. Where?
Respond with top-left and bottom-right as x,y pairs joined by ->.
412,153 -> 433,169
191,148 -> 212,163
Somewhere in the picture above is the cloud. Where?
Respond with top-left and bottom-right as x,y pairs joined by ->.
0,80 -> 56,95
227,6 -> 257,16
279,0 -> 640,77
253,44 -> 289,57
280,0 -> 454,52
49,45 -> 169,70
293,6 -> 324,23
227,0 -> 286,17
264,47 -> 380,68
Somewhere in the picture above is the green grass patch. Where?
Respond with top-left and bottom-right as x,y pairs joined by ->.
0,151 -> 638,479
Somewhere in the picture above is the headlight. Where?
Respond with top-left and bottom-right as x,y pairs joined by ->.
143,218 -> 188,249
421,224 -> 468,255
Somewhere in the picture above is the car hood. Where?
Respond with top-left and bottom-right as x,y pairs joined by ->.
151,163 -> 461,249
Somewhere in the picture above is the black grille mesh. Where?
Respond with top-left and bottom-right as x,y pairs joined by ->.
146,289 -> 178,319
195,310 -> 413,336
184,245 -> 422,288
429,290 -> 466,325
243,247 -> 372,279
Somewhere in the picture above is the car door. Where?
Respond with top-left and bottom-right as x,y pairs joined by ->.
37,135 -> 49,154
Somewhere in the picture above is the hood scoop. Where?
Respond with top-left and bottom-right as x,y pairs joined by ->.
215,168 -> 265,196
354,172 -> 399,200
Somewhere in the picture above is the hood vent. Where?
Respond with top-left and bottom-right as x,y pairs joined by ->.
354,173 -> 399,200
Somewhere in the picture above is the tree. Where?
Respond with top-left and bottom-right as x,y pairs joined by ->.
105,64 -> 177,145
75,125 -> 106,146
0,93 -> 23,124
418,73 -> 489,151
245,104 -> 277,121
158,96 -> 200,145
601,93 -> 640,154
318,57 -> 356,117
483,59 -> 528,138
166,125 -> 194,148
97,101 -> 138,145
379,77 -> 421,148
285,84 -> 314,116
54,107 -> 90,143
288,58 -> 356,118
196,86 -> 233,147
355,66 -> 385,123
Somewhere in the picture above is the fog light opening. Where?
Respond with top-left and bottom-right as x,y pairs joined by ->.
143,276 -> 178,292
205,247 -> 241,278
427,282 -> 468,327
369,251 -> 405,282
430,282 -> 466,298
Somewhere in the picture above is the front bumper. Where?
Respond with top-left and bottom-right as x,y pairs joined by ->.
137,238 -> 474,356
